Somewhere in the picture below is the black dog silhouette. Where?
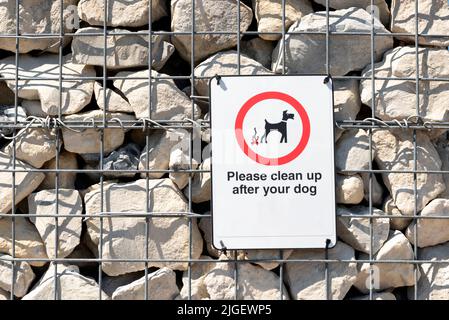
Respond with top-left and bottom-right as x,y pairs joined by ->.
260,110 -> 295,144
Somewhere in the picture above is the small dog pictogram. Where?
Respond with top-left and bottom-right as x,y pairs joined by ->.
260,110 -> 295,144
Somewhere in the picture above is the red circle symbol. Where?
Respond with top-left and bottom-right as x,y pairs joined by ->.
235,91 -> 311,166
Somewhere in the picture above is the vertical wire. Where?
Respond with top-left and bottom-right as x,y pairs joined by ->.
279,0 -> 286,301
324,0 -> 330,301
187,0 -> 196,301
98,0 -> 109,301
144,0 -> 154,301
368,0 -> 376,301
413,0 -> 420,301
10,0 -> 20,300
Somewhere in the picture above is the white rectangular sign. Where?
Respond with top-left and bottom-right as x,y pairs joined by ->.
210,75 -> 336,250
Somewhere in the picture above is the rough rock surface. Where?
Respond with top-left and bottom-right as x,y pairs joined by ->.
62,110 -> 135,154
23,264 -> 108,300
272,7 -> 393,75
85,178 -> 203,276
285,241 -> 357,300
336,174 -> 364,205
406,199 -> 449,248
103,143 -> 140,178
194,51 -> 272,96
372,130 -> 445,216
72,29 -> 174,70
4,128 -> 60,168
0,55 -> 95,115
114,69 -> 201,120
171,0 -> 253,62
0,152 -> 45,214
383,196 -> 412,231
0,106 -> 27,135
112,267 -> 179,300
391,0 -> 449,47
0,217 -> 48,267
78,0 -> 167,27
0,0 -> 78,53
188,157 -> 211,203
241,38 -> 275,69
336,129 -> 372,173
39,151 -> 78,190
0,254 -> 35,297
94,82 -> 133,113
252,0 -> 313,41
355,231 -> 417,293
337,206 -> 390,255
360,46 -> 449,122
28,189 -> 83,258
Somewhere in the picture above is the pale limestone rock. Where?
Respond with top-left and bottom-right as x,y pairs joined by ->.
72,28 -> 174,71
102,272 -> 144,297
0,217 -> 48,267
28,189 -> 83,259
0,0 -> 78,53
272,8 -> 393,76
112,268 -> 179,300
180,255 -> 216,300
355,231 -> 417,293
333,79 -> 361,124
383,196 -> 412,231
372,129 -> 445,216
114,69 -> 201,120
336,174 -> 364,205
39,151 -> 78,190
285,241 -> 358,300
336,129 -> 372,173
78,0 -> 167,27
0,254 -> 35,297
188,158 -> 211,203
0,152 -> 45,214
169,147 -> 199,190
171,0 -> 253,63
314,0 -> 390,25
411,242 -> 449,300
62,110 -> 135,154
23,264 -> 109,300
252,0 -> 313,41
241,38 -> 275,68
4,128 -> 60,168
193,51 -> 272,96
361,173 -> 384,207
85,178 -> 203,276
337,206 -> 390,255
0,54 -> 95,115
94,82 -> 132,113
21,100 -> 47,118
360,46 -> 449,122
406,199 -> 449,248
391,0 -> 449,47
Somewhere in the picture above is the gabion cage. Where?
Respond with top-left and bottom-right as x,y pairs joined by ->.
0,0 -> 448,300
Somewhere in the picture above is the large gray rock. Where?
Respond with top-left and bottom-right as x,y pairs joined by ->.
313,0 -> 390,25
372,130 -> 445,216
285,241 -> 358,300
0,152 -> 45,214
0,54 -> 95,115
241,38 -> 275,69
272,7 -> 393,76
72,28 -> 174,71
3,128 -> 60,168
194,51 -> 272,96
406,199 -> 449,248
85,178 -> 203,276
337,206 -> 390,255
252,0 -> 313,41
0,0 -> 77,53
391,0 -> 449,47
360,46 -> 449,122
114,69 -> 201,120
112,267 -> 179,300
354,231 -> 417,293
0,254 -> 35,297
411,242 -> 449,300
23,264 -> 109,300
335,174 -> 364,205
0,217 -> 48,267
62,110 -> 135,154
102,143 -> 140,178
28,189 -> 83,258
39,151 -> 78,190
171,0 -> 253,63
78,0 -> 167,27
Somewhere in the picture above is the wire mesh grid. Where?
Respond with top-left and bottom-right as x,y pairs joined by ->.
0,0 -> 448,300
